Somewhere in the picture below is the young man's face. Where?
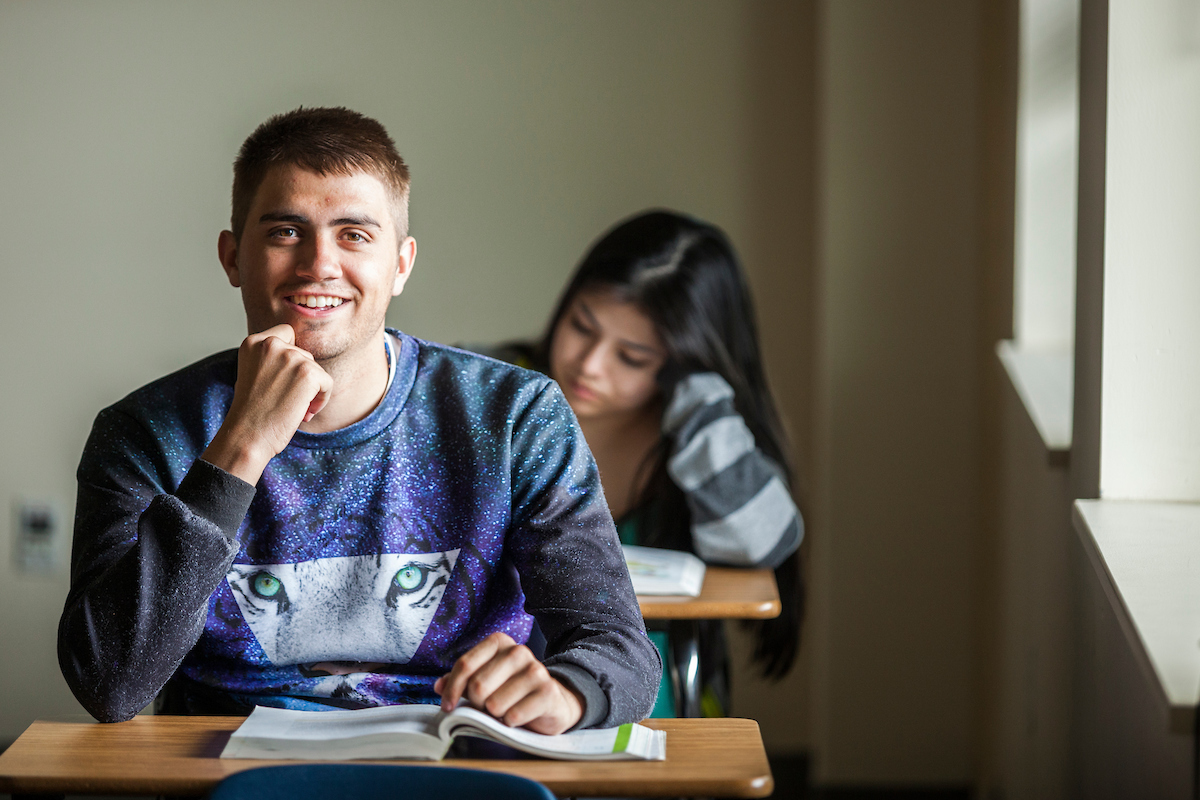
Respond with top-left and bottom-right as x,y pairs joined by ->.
218,164 -> 415,364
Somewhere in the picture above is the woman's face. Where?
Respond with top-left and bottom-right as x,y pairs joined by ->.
549,289 -> 669,422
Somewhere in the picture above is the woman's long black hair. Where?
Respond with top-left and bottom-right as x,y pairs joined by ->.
534,209 -> 803,679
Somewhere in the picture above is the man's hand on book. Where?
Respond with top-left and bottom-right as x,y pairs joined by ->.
434,632 -> 584,735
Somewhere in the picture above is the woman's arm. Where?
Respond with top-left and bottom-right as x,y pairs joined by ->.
663,373 -> 803,569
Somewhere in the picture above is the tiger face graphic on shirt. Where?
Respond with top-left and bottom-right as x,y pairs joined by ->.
226,551 -> 460,666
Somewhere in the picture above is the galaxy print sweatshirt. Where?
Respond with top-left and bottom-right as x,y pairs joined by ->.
58,330 -> 659,727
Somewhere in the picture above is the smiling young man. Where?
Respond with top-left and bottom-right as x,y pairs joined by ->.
57,107 -> 659,733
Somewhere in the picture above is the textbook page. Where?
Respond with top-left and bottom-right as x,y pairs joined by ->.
622,545 -> 706,596
440,706 -> 666,761
220,704 -> 449,760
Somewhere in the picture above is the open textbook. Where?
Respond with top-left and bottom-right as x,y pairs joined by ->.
622,544 -> 706,596
220,703 -> 666,762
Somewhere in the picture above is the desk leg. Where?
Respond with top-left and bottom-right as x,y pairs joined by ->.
669,619 -> 702,718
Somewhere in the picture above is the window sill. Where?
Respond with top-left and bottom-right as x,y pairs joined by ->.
996,340 -> 1073,466
1073,499 -> 1200,734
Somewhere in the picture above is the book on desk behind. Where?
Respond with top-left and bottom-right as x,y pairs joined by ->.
220,704 -> 666,762
622,545 -> 706,596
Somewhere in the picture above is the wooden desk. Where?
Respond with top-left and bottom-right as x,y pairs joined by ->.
0,715 -> 772,799
637,567 -> 780,718
638,566 -> 781,620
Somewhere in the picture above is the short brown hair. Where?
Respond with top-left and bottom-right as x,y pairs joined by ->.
230,107 -> 411,240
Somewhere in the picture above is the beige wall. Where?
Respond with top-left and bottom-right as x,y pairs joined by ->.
0,0 -> 814,746
811,0 -> 1004,784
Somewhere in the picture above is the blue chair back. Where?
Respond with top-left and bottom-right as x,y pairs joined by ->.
207,763 -> 557,800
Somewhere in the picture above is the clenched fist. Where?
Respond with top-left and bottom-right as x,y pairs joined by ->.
201,324 -> 333,484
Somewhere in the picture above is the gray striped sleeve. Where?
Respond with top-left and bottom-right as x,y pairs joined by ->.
665,372 -> 803,568
691,477 -> 801,566
663,372 -> 735,435
677,446 -> 786,522
669,415 -> 756,491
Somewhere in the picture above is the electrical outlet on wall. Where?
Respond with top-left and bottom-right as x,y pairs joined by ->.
13,496 -> 65,574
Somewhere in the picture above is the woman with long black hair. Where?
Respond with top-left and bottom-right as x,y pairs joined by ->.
493,209 -> 803,717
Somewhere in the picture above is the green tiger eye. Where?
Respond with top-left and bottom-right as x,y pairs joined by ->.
395,566 -> 424,591
253,572 -> 281,598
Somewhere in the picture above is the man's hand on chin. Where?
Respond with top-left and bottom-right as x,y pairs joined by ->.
201,323 -> 333,485
433,632 -> 585,735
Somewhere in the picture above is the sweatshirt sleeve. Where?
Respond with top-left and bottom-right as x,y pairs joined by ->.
663,372 -> 804,569
57,407 -> 255,723
505,382 -> 661,729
